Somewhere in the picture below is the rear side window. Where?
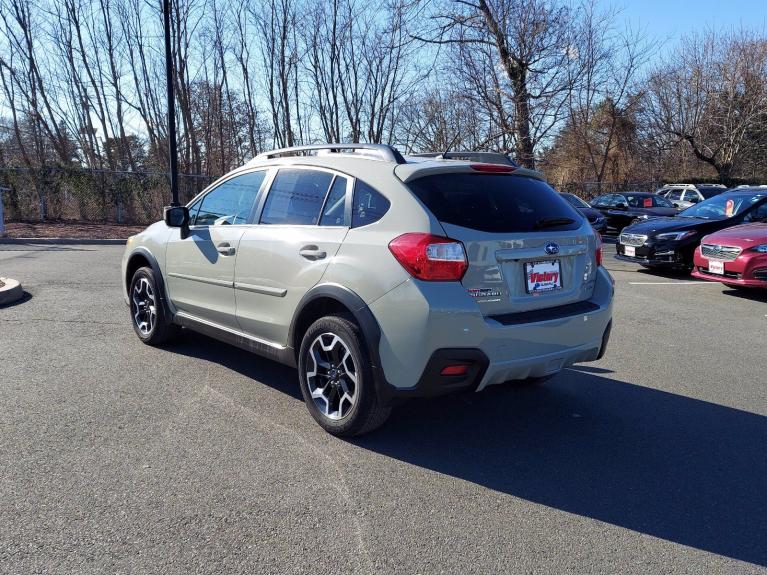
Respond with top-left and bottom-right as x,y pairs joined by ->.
407,174 -> 581,233
352,181 -> 390,227
261,169 -> 333,225
192,170 -> 266,226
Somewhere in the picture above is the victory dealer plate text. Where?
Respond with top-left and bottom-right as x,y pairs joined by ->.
525,260 -> 562,294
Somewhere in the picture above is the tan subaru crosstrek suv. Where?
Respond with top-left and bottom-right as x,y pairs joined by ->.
122,144 -> 614,436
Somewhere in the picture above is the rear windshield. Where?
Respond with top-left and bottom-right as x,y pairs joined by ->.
407,174 -> 582,233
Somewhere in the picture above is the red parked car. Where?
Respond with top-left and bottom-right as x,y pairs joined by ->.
692,223 -> 767,288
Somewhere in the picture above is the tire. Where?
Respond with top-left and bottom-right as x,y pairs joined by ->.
298,314 -> 391,437
129,266 -> 178,345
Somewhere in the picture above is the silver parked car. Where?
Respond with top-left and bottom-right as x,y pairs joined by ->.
121,144 -> 614,436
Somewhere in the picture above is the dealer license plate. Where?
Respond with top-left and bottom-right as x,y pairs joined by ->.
623,245 -> 636,257
525,260 -> 562,294
708,260 -> 724,275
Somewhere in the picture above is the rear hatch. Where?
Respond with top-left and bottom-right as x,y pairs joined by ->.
403,169 -> 598,317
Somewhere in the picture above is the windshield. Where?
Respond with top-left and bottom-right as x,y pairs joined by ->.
561,193 -> 591,209
625,194 -> 674,208
678,193 -> 767,220
407,174 -> 582,233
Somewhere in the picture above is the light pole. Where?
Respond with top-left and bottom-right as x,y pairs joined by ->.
163,0 -> 180,207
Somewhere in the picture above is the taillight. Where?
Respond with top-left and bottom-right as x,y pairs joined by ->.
388,233 -> 468,281
595,232 -> 603,267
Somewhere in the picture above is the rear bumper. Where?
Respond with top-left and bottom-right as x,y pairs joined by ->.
370,267 -> 614,400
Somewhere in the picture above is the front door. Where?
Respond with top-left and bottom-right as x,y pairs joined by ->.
165,170 -> 267,329
234,168 -> 350,345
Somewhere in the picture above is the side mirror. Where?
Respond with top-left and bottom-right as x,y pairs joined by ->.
673,203 -> 680,208
164,205 -> 190,239
615,202 -> 628,210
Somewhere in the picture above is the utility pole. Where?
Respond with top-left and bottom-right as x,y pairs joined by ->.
163,0 -> 180,206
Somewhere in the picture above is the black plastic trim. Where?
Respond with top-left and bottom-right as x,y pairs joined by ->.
126,247 -> 174,326
288,283 -> 388,396
597,320 -> 612,360
489,300 -> 601,326
379,348 -> 490,404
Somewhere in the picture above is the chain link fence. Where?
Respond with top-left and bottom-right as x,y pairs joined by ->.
0,168 -> 216,225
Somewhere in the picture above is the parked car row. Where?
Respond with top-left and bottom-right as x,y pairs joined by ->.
614,188 -> 767,288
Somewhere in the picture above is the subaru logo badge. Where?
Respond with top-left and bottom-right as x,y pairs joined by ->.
545,242 -> 560,255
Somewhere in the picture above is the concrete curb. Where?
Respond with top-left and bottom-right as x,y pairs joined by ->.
0,237 -> 126,245
0,277 -> 24,306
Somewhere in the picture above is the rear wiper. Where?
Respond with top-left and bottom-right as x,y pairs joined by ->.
533,217 -> 575,229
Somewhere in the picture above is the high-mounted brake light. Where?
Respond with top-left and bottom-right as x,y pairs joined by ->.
469,163 -> 516,173
595,232 -> 603,267
388,233 -> 468,281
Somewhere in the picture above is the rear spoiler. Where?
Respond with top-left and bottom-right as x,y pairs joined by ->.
394,161 -> 546,183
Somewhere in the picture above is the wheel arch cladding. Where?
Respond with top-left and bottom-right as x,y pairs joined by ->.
126,248 -> 173,325
289,284 -> 386,387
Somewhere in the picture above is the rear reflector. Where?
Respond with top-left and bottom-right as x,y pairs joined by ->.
388,233 -> 468,281
440,364 -> 470,376
469,163 -> 516,173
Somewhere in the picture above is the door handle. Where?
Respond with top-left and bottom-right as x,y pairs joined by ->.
299,245 -> 327,260
217,242 -> 236,256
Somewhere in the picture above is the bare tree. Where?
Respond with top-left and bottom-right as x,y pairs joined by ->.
645,30 -> 767,181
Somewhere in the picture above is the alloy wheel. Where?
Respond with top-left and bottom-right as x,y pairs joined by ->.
131,277 -> 157,336
305,333 -> 358,420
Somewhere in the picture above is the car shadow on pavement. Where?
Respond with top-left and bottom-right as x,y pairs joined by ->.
634,267 -> 697,280
170,330 -> 303,401
355,370 -> 767,567
721,288 -> 767,303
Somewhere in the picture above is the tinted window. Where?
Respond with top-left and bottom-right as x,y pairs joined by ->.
745,201 -> 767,222
624,194 -> 673,208
592,195 -> 610,207
698,187 -> 726,199
561,193 -> 590,209
682,190 -> 701,203
192,171 -> 266,226
261,169 -> 333,225
667,189 -> 683,201
679,193 -> 767,220
407,174 -> 581,233
352,181 -> 390,227
320,176 -> 349,226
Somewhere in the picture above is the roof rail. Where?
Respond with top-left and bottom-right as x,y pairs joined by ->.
253,143 -> 406,164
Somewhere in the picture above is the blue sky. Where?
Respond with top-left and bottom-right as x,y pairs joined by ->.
619,0 -> 767,50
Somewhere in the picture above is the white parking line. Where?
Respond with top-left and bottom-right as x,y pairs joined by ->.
628,281 -> 721,285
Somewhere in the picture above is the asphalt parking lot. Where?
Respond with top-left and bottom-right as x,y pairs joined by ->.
1,242 -> 766,574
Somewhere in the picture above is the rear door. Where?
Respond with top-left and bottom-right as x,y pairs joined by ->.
165,170 -> 267,329
406,173 -> 598,317
234,167 -> 350,345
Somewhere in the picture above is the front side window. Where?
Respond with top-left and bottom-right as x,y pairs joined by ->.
667,189 -> 683,201
260,169 -> 334,225
192,170 -> 266,226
